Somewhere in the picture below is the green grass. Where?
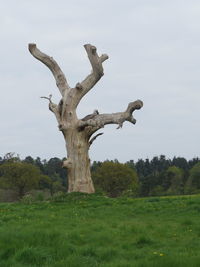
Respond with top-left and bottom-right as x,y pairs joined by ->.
0,193 -> 200,266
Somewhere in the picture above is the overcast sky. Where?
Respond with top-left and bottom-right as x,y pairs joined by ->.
0,0 -> 200,162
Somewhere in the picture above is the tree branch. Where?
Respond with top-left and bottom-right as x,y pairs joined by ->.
78,100 -> 143,133
73,44 -> 108,107
40,95 -> 62,128
28,43 -> 70,96
89,132 -> 104,147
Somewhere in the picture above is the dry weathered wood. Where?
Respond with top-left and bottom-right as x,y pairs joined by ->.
78,100 -> 143,132
40,95 -> 61,128
72,44 -> 109,108
28,43 -> 143,194
28,44 -> 70,96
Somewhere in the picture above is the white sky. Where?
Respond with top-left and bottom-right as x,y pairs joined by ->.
0,0 -> 200,162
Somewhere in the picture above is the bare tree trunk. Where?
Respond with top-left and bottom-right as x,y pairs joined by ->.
28,43 -> 143,194
63,129 -> 94,193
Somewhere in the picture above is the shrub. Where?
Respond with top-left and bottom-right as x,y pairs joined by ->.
92,161 -> 138,197
0,162 -> 41,198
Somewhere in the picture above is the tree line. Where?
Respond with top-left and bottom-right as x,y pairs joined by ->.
0,153 -> 200,200
92,155 -> 200,197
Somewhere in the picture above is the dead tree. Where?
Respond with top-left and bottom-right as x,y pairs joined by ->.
28,43 -> 143,193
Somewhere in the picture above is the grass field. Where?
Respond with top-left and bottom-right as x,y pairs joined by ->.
0,193 -> 200,266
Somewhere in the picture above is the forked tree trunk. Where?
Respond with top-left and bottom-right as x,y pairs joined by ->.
28,43 -> 143,193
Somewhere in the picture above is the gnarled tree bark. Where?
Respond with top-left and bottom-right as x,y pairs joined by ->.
28,43 -> 143,193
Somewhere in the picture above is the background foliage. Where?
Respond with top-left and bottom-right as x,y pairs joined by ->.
0,153 -> 199,201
